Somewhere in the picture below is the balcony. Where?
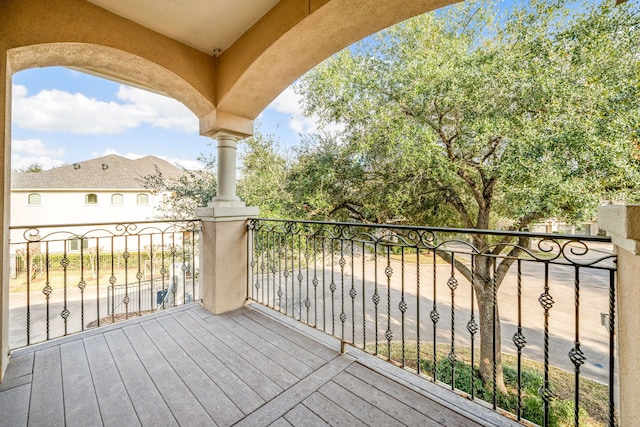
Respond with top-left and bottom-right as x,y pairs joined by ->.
3,215 -> 632,426
1,302 -> 520,426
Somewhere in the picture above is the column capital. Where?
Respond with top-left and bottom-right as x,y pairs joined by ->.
597,204 -> 640,254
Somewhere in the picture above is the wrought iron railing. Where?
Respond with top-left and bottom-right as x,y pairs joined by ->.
9,219 -> 201,348
247,218 -> 617,427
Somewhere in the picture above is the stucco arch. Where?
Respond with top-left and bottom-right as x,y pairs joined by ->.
7,42 -> 214,125
216,0 -> 456,120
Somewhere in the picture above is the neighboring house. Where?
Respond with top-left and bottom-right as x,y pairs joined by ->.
8,154 -> 187,268
10,154 -> 183,227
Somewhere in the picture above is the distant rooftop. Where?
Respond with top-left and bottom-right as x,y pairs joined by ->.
11,154 -> 184,190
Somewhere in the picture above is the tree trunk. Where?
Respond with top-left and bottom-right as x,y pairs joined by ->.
475,279 -> 508,395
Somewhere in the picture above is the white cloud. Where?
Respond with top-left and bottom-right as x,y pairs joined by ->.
12,84 -> 199,134
98,149 -> 204,170
13,139 -> 65,157
116,86 -> 198,132
267,86 -> 344,135
11,139 -> 65,170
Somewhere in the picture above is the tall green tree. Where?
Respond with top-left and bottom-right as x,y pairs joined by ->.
296,0 -> 640,391
238,133 -> 291,218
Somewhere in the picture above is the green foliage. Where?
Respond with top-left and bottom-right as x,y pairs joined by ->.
296,0 -> 640,229
238,132 -> 292,218
15,162 -> 44,173
422,357 -> 598,426
140,153 -> 217,218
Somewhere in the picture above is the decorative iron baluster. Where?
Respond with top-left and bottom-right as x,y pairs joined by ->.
569,266 -> 586,427
95,240 -> 100,327
362,241 -> 366,349
149,234 -> 154,310
431,249 -> 439,381
283,231 -> 289,316
291,227 -> 296,318
492,256 -> 498,410
44,242 -> 51,340
538,262 -> 555,427
261,232 -> 266,305
26,241 -> 31,346
513,259 -> 526,419
265,231 -> 270,308
272,233 -> 278,310
467,254 -> 478,399
399,246 -> 407,368
110,236 -> 117,320
123,238 -> 130,318
608,269 -> 616,427
339,239 -> 347,341
447,252 -> 458,390
416,247 -> 421,375
385,245 -> 393,361
373,243 -> 380,354
136,235 -> 143,315
298,234 -> 303,321
313,237 -> 318,328
322,237 -> 326,331
350,240 -> 356,344
330,238 -> 336,335
61,244 -> 70,336
305,236 -> 311,323
277,233 -> 283,312
160,233 -> 167,309
79,240 -> 86,331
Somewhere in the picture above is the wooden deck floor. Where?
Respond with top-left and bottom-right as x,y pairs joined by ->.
0,303 -> 518,426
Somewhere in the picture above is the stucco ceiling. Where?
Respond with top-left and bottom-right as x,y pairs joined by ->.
86,0 -> 280,55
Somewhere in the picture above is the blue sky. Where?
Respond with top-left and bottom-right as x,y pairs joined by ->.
11,66 -> 318,170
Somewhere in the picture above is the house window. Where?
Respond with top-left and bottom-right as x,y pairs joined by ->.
86,193 -> 98,204
137,193 -> 149,205
68,238 -> 89,251
111,193 -> 124,205
28,193 -> 41,205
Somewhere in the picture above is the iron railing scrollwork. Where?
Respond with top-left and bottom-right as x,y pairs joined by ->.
247,218 -> 617,427
9,219 -> 201,348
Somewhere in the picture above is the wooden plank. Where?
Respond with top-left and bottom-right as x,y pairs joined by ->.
28,346 -> 64,427
177,310 -> 283,401
284,403 -> 329,426
234,354 -> 354,427
189,311 -> 299,390
83,334 -> 141,427
318,381 -> 399,427
242,309 -> 337,360
139,319 -> 244,426
0,383 -> 30,426
60,340 -> 102,427
4,353 -> 34,381
122,324 -> 215,426
269,418 -> 293,427
302,392 -> 367,427
213,315 -> 314,378
345,363 -> 479,427
154,315 -> 263,415
230,311 -> 328,368
332,371 -> 441,426
103,329 -> 178,426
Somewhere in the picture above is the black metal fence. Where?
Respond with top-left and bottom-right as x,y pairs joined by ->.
9,219 -> 200,348
247,219 -> 617,427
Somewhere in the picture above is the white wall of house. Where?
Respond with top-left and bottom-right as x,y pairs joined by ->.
10,189 -> 166,227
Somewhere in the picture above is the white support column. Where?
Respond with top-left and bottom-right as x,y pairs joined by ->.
213,133 -> 241,205
597,204 -> 640,427
195,132 -> 258,315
